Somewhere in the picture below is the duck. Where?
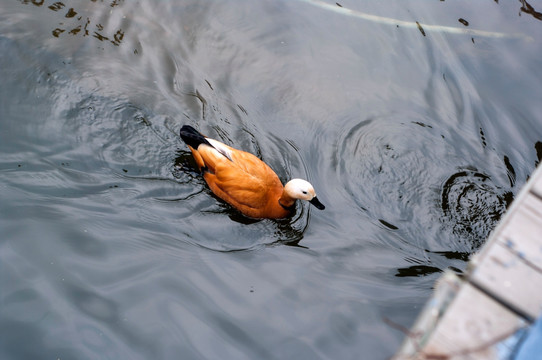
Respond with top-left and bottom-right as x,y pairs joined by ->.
180,125 -> 325,219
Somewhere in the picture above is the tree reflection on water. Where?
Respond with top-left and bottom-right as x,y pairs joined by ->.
19,0 -> 125,46
520,0 -> 542,21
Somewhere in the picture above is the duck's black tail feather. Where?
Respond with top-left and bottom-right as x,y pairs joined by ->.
180,125 -> 212,149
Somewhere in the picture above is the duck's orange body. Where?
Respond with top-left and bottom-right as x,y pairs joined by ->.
180,125 -> 324,219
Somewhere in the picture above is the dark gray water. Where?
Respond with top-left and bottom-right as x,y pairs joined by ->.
1,1 -> 541,359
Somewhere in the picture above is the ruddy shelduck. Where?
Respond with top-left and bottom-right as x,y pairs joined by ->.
180,125 -> 325,219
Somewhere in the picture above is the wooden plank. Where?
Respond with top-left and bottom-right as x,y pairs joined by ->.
469,241 -> 542,320
468,192 -> 542,320
477,167 -> 542,254
395,165 -> 542,359
394,273 -> 527,360
420,282 -> 526,359
396,272 -> 462,357
528,165 -> 542,199
496,194 -> 542,271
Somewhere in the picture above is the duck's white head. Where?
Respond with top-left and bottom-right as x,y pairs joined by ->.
283,179 -> 325,210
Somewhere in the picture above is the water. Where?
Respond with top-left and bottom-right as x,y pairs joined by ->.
1,1 -> 541,359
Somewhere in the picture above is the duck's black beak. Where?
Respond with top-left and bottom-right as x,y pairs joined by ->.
309,196 -> 325,210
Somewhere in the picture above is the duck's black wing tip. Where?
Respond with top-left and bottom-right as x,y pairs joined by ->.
180,125 -> 212,149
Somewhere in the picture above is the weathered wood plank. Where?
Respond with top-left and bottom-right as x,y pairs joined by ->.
527,166 -> 542,199
468,192 -> 542,320
421,282 -> 526,359
469,241 -> 542,320
394,272 -> 527,360
396,272 -> 462,357
395,165 -> 542,359
496,194 -> 542,270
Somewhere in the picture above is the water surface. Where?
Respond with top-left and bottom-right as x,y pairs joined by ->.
1,1 -> 541,359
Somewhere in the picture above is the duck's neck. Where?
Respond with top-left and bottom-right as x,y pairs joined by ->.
278,190 -> 296,210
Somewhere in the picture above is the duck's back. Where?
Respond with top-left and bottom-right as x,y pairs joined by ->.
197,143 -> 288,218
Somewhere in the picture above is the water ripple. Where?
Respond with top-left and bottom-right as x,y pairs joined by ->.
334,112 -> 515,253
441,169 -> 512,251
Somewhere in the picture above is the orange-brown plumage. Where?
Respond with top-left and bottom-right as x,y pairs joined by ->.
180,125 -> 324,219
